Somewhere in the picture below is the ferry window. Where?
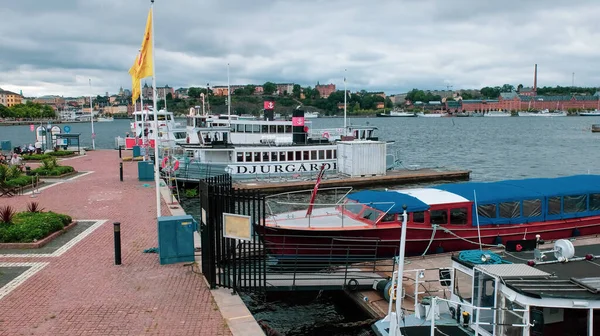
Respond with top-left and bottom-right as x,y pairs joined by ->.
454,269 -> 472,303
236,124 -> 245,132
303,151 -> 309,160
318,150 -> 325,160
262,152 -> 270,162
412,211 -> 425,223
245,152 -> 252,162
450,208 -> 468,224
230,125 -> 236,132
147,115 -> 154,121
345,201 -> 363,214
430,210 -> 448,225
477,204 -> 496,218
311,150 -> 317,160
158,115 -> 166,121
245,124 -> 253,133
269,125 -> 276,133
262,125 -> 268,133
326,150 -> 332,159
285,125 -> 292,133
523,199 -> 542,217
362,208 -> 381,222
254,152 -> 261,162
279,152 -> 286,161
287,151 -> 294,161
548,196 -> 561,215
381,213 -> 396,222
590,194 -> 600,211
252,125 -> 261,133
277,125 -> 284,133
333,149 -> 337,159
236,153 -> 243,162
499,201 -> 520,218
295,151 -> 301,160
564,194 -> 587,213
271,152 -> 278,161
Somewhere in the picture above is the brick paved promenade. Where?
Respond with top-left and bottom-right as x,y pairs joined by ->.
0,150 -> 232,336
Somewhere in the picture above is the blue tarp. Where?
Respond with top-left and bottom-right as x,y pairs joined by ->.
346,190 -> 429,214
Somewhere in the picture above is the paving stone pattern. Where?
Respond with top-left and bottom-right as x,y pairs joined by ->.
0,150 -> 232,336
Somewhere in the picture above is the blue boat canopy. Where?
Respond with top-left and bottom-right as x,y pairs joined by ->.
346,190 -> 430,214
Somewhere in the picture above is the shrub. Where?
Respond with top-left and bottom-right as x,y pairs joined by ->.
0,205 -> 16,224
0,211 -> 72,243
4,175 -> 35,187
184,188 -> 198,197
21,151 -> 74,161
26,202 -> 44,213
47,151 -> 74,157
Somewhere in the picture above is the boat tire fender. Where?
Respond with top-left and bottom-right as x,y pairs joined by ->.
347,278 -> 359,291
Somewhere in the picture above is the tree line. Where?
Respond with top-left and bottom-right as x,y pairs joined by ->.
0,102 -> 56,119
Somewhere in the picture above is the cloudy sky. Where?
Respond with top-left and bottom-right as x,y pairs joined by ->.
1,0 -> 599,98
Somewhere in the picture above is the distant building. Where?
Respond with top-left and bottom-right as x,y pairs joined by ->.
175,88 -> 189,99
276,83 -> 294,96
315,83 -> 336,98
140,84 -> 174,100
518,87 -> 536,97
33,95 -> 64,106
0,88 -> 23,107
391,93 -> 407,105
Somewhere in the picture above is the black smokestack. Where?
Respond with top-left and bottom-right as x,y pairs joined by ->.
292,109 -> 306,144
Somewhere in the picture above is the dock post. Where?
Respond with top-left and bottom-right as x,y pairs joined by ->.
119,162 -> 123,182
119,145 -> 122,158
114,222 -> 122,265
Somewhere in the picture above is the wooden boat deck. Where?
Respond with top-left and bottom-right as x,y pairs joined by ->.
235,168 -> 471,193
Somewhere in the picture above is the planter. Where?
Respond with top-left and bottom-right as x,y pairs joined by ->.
22,154 -> 78,162
0,221 -> 78,249
36,171 -> 79,179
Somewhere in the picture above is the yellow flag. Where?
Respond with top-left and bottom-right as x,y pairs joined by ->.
129,57 -> 141,104
131,8 -> 153,80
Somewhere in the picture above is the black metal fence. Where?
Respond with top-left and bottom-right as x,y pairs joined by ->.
199,174 -> 267,294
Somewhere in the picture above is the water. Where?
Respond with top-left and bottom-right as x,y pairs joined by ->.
3,116 -> 598,182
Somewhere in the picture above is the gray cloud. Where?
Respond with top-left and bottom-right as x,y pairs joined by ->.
1,0 -> 600,97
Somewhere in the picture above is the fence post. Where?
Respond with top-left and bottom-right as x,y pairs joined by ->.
119,145 -> 122,158
114,222 -> 122,265
119,162 -> 123,182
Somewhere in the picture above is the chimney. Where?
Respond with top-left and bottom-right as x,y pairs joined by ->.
533,64 -> 537,94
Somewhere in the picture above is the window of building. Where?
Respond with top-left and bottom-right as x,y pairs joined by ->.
254,152 -> 261,162
252,124 -> 261,133
523,199 -> 542,217
287,151 -> 294,161
318,150 -> 325,160
261,125 -> 269,133
591,194 -> 600,211
381,213 -> 396,222
548,196 -> 561,215
295,151 -> 301,161
285,125 -> 292,133
303,151 -> 309,160
326,150 -> 332,159
277,125 -> 285,133
412,211 -> 425,223
477,204 -> 496,218
262,152 -> 270,162
269,125 -> 276,133
245,124 -> 253,133
279,152 -> 286,161
563,194 -> 587,213
245,152 -> 252,162
454,269 -> 472,303
333,149 -> 337,159
450,208 -> 468,224
430,210 -> 448,225
311,150 -> 317,160
499,201 -> 520,218
271,152 -> 278,162
236,124 -> 245,132
236,153 -> 243,162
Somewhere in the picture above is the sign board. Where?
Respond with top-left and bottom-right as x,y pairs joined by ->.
292,116 -> 305,126
263,101 -> 275,110
63,125 -> 71,133
222,213 -> 252,241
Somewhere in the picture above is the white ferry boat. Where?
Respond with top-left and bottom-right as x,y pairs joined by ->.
124,108 -> 187,149
518,109 -> 567,117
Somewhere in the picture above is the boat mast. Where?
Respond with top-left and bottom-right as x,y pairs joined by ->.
227,63 -> 231,116
150,0 -> 161,218
89,79 -> 95,150
344,69 -> 347,130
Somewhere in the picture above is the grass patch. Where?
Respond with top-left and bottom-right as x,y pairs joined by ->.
22,150 -> 75,161
30,157 -> 75,176
0,210 -> 72,243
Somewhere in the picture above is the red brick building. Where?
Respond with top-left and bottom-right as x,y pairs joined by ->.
453,93 -> 600,112
315,83 -> 336,98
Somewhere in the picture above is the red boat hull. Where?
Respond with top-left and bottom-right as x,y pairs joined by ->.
257,216 -> 600,258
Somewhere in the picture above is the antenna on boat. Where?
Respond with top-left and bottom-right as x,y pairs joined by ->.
473,190 -> 483,250
305,164 -> 326,218
387,204 -> 408,336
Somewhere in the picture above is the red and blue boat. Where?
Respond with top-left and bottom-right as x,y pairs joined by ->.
260,175 -> 600,258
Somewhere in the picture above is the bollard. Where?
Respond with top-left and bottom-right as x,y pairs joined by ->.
114,222 -> 122,265
119,145 -> 122,158
119,162 -> 123,182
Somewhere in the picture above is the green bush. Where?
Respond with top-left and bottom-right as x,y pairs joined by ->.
48,151 -> 75,157
31,165 -> 74,176
0,211 -> 72,243
4,175 -> 35,187
22,151 -> 74,161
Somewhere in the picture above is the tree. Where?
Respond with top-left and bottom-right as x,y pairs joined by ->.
166,92 -> 173,100
501,84 -> 515,93
292,84 -> 301,98
517,84 -> 524,92
188,87 -> 202,99
0,104 -> 10,118
480,86 -> 501,99
385,97 -> 393,108
262,82 -> 277,95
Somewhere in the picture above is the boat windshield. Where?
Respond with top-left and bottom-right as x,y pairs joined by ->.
344,200 -> 363,214
361,208 -> 382,223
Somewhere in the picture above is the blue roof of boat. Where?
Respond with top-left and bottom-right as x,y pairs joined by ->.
435,175 -> 600,203
346,190 -> 429,213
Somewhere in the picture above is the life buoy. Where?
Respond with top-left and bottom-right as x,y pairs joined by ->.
322,131 -> 330,139
161,156 -> 180,171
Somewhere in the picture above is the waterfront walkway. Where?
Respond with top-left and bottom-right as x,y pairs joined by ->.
0,150 -> 231,336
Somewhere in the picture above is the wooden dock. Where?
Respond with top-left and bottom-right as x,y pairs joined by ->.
235,168 -> 470,193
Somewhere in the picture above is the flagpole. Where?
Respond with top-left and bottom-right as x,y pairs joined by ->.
89,79 -> 95,150
227,63 -> 231,116
150,0 -> 161,219
343,69 -> 347,130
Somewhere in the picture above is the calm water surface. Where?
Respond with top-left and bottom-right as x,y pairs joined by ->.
2,116 -> 598,181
